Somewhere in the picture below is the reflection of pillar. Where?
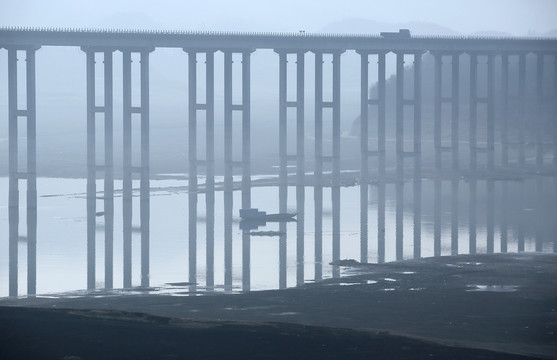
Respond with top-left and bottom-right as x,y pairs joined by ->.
395,52 -> 404,261
500,181 -> 508,253
469,178 -> 477,254
487,179 -> 494,253
7,48 -> 38,296
536,177 -> 543,252
413,52 -> 422,259
223,51 -> 233,291
518,180 -> 525,252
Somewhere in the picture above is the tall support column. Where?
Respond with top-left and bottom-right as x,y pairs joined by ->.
103,50 -> 114,290
469,53 -> 478,172
501,54 -> 510,168
206,51 -> 215,290
277,51 -> 287,289
554,54 -> 557,171
26,49 -> 38,296
84,49 -> 96,291
187,51 -> 198,288
241,50 -> 252,291
6,48 -> 39,296
433,53 -> 442,256
82,48 -> 116,290
332,51 -> 341,274
315,52 -> 324,276
518,53 -> 526,169
451,54 -> 460,255
500,54 -> 509,253
486,54 -> 495,254
122,50 -> 132,288
223,51 -> 233,291
296,51 -> 305,284
358,52 -> 368,263
536,54 -> 544,171
413,52 -> 422,259
395,52 -> 405,261
469,53 -> 478,254
487,54 -> 495,172
377,52 -> 387,263
139,50 -> 150,288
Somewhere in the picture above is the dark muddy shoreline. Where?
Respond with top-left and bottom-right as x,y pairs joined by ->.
1,253 -> 556,359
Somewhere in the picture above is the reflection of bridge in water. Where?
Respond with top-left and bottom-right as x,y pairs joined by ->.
2,28 -> 556,296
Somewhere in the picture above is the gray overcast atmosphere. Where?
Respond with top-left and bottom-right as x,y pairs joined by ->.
1,0 -> 556,35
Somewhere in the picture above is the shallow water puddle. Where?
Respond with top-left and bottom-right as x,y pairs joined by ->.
466,285 -> 519,292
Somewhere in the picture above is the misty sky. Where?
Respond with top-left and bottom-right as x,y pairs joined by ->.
1,0 -> 556,35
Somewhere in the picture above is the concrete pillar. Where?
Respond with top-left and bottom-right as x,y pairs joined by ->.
26,49 -> 37,296
500,179 -> 509,253
85,49 -> 96,291
518,53 -> 526,169
206,51 -> 215,290
395,52 -> 404,261
296,52 -> 305,283
359,52 -> 368,263
487,54 -> 495,172
501,54 -> 509,168
433,53 -> 442,171
242,228 -> 251,291
187,51 -> 198,287
8,48 -> 18,297
377,52 -> 386,263
278,51 -> 287,289
536,54 -> 544,171
452,54 -> 460,171
332,51 -> 341,271
536,177 -> 543,252
469,53 -> 478,172
140,50 -> 150,288
554,54 -> 557,171
433,53 -> 442,256
242,51 -> 251,209
314,51 -> 324,276
122,50 -> 132,288
413,52 -> 422,259
223,51 -> 233,291
103,50 -> 114,290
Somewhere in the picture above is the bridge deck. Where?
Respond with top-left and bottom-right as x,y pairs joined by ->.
1,27 -> 557,52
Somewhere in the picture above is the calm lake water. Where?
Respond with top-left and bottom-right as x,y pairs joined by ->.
1,175 -> 555,298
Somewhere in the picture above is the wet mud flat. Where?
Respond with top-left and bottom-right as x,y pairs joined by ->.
1,253 -> 556,359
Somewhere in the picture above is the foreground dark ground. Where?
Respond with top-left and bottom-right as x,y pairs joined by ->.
1,253 -> 556,359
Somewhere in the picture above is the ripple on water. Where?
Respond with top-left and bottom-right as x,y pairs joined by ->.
466,285 -> 519,292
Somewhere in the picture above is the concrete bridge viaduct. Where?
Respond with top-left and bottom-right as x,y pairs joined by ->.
1,27 -> 556,296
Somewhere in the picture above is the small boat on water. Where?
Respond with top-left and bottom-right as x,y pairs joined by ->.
239,208 -> 296,221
